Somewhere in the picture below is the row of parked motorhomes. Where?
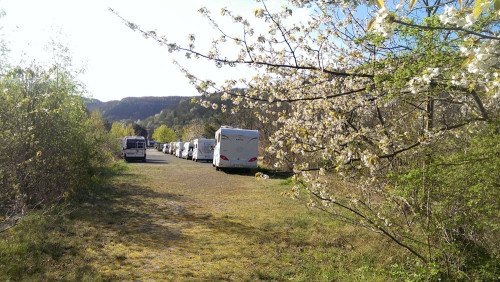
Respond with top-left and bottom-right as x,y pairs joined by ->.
124,126 -> 259,170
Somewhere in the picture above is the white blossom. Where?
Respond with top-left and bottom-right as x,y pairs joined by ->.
371,7 -> 397,38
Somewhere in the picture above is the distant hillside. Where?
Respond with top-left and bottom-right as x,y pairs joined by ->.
137,93 -> 259,138
84,92 -> 261,139
85,96 -> 190,122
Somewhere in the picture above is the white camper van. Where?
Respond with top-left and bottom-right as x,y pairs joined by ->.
122,136 -> 147,162
175,141 -> 186,158
213,127 -> 259,170
192,139 -> 215,162
181,142 -> 194,159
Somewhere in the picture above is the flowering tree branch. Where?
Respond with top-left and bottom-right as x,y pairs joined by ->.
308,189 -> 428,263
393,19 -> 500,41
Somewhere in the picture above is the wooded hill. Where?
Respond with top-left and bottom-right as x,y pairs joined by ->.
85,93 -> 260,140
137,93 -> 260,139
85,96 -> 188,122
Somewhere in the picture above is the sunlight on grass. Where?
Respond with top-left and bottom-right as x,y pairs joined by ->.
0,158 -> 409,280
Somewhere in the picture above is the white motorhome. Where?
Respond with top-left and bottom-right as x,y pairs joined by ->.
175,141 -> 186,158
169,142 -> 176,154
213,127 -> 259,170
162,143 -> 170,154
122,136 -> 147,162
192,138 -> 215,162
181,142 -> 194,159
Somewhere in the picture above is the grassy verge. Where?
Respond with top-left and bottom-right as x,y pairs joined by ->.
0,162 -> 126,280
0,160 -> 416,280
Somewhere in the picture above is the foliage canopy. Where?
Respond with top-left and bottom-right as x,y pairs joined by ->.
152,125 -> 176,143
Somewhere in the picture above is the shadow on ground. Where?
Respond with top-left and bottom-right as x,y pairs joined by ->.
220,167 -> 293,180
71,172 -> 290,260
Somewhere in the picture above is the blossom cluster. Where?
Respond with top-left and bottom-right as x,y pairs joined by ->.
438,5 -> 476,28
461,40 -> 499,76
371,7 -> 397,38
408,68 -> 440,94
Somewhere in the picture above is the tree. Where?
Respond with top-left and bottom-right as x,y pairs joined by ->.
125,123 -> 134,136
133,123 -> 148,138
152,125 -> 176,143
180,121 -> 205,141
113,0 -> 499,278
109,122 -> 125,139
109,122 -> 134,139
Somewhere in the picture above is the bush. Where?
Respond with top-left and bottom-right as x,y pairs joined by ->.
0,66 -> 115,218
390,123 -> 500,278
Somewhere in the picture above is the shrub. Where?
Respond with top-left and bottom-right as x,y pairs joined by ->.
0,66 -> 114,218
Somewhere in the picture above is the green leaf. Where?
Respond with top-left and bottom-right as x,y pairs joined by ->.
461,54 -> 475,68
409,0 -> 418,10
367,17 -> 376,31
495,0 -> 500,11
375,0 -> 384,8
474,0 -> 488,18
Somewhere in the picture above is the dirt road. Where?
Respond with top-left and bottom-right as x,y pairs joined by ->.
87,149 -> 292,280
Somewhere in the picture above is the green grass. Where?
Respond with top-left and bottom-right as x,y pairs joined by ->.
0,159 -> 414,280
0,212 -> 98,280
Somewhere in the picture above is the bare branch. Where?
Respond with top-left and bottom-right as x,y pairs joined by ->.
309,190 -> 428,263
261,1 -> 298,67
109,7 -> 375,79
